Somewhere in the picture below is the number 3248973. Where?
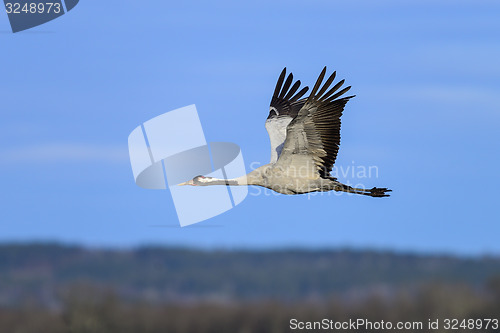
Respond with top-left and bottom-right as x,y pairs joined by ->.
5,2 -> 62,14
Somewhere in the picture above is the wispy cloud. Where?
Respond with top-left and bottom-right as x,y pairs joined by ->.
365,85 -> 500,113
0,143 -> 128,164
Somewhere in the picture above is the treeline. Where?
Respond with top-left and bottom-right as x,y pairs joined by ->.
1,243 -> 500,307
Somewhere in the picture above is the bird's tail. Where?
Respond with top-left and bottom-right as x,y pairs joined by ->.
333,182 -> 391,197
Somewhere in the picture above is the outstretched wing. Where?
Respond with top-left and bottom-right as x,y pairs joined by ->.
265,68 -> 309,163
275,67 -> 354,178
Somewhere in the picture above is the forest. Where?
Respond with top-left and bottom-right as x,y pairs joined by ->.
0,243 -> 499,332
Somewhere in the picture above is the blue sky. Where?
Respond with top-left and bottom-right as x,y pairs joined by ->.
1,0 -> 499,255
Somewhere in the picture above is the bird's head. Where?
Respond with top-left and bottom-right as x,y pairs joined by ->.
177,175 -> 212,186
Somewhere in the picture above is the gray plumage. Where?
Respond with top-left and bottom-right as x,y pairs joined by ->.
180,67 -> 391,197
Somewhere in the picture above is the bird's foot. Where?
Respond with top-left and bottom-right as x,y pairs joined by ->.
369,187 -> 392,197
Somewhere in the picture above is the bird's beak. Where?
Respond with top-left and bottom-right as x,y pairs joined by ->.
177,179 -> 194,186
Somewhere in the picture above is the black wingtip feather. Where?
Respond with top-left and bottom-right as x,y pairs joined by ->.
325,86 -> 352,103
309,67 -> 327,100
289,86 -> 309,103
322,80 -> 345,101
279,73 -> 294,99
283,80 -> 301,100
269,68 -> 310,120
273,68 -> 287,98
316,71 -> 337,99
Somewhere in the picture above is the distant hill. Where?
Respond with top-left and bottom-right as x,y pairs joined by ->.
0,243 -> 499,307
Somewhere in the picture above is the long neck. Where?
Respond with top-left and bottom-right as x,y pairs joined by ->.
201,175 -> 248,186
203,164 -> 271,186
200,166 -> 268,186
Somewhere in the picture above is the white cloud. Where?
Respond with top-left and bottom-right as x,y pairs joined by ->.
0,143 -> 128,164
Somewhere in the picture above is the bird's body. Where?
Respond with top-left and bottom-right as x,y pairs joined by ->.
231,164 -> 321,195
180,67 -> 391,197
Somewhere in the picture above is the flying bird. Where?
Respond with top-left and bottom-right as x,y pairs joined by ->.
180,67 -> 391,197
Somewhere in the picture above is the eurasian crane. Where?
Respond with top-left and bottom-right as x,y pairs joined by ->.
179,67 -> 391,197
